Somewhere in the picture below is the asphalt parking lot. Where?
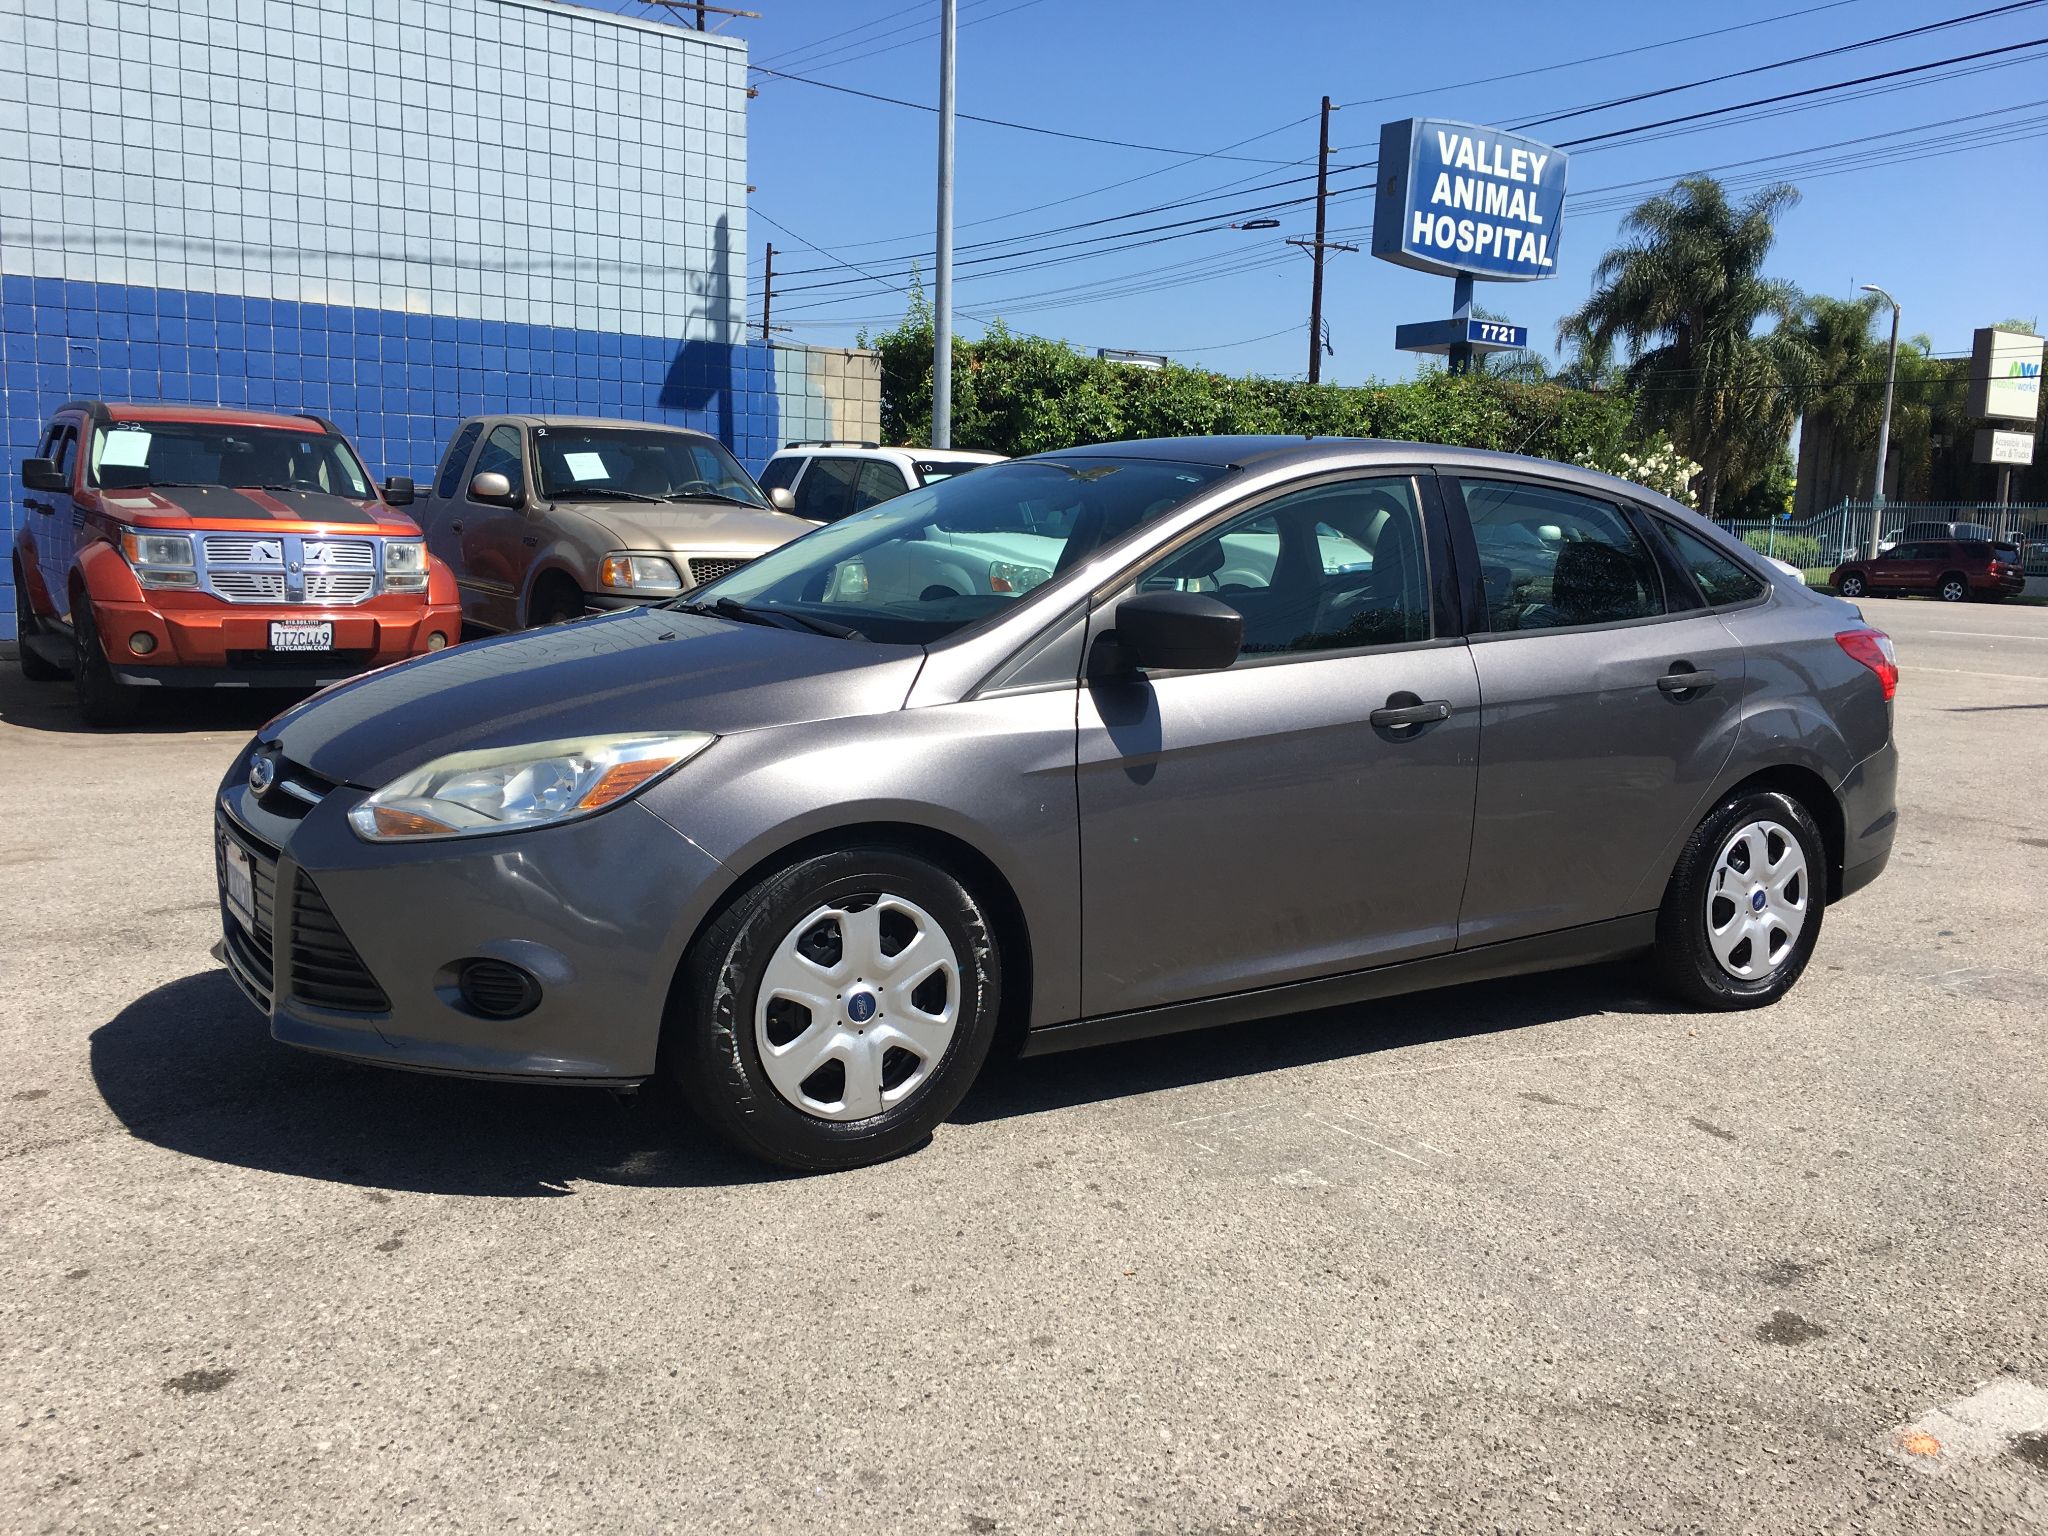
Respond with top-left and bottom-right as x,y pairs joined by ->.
3,595 -> 2045,1535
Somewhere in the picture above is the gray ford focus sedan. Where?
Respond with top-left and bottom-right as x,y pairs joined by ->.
215,437 -> 1898,1170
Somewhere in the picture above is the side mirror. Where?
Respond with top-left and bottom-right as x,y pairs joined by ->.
1106,591 -> 1242,673
768,486 -> 797,513
21,457 -> 65,493
382,475 -> 416,506
469,471 -> 517,506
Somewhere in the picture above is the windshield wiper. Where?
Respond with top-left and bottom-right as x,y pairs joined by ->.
555,486 -> 665,504
662,490 -> 769,509
677,596 -> 862,640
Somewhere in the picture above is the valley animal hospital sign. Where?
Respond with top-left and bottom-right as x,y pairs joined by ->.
1372,119 -> 1569,282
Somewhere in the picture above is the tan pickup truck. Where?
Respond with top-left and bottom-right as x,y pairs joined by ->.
420,415 -> 816,630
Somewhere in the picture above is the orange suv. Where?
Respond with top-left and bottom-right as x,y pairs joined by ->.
12,402 -> 460,723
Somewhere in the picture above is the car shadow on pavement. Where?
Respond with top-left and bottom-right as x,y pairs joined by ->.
0,663 -> 297,735
90,969 -> 777,1196
957,961 -> 1668,1125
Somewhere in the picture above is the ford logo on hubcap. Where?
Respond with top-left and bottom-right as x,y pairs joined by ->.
1750,889 -> 1767,912
847,991 -> 877,1024
248,753 -> 276,794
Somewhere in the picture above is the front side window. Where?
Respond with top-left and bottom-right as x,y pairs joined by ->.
1659,521 -> 1766,608
528,426 -> 768,508
1458,478 -> 1664,631
688,456 -> 1231,645
1132,476 -> 1429,657
87,420 -> 371,498
793,456 -> 861,523
756,456 -> 801,493
472,425 -> 526,500
435,422 -> 483,500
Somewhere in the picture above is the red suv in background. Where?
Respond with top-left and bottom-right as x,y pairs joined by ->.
12,402 -> 461,724
1828,537 -> 2026,604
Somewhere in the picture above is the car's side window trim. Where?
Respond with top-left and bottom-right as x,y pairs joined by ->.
1088,466 -> 1448,671
434,421 -> 485,501
1623,504 -> 1707,613
1445,471 -> 1698,642
1639,509 -> 1775,615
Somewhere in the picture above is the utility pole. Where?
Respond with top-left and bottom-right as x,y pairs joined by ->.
932,0 -> 957,449
760,244 -> 773,342
1308,95 -> 1333,384
1862,284 -> 1900,559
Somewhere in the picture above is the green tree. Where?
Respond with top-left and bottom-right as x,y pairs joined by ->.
1559,176 -> 1807,515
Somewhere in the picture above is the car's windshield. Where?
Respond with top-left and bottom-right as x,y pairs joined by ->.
532,426 -> 770,508
681,456 -> 1232,644
87,420 -> 372,497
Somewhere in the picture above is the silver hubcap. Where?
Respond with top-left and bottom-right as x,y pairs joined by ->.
1941,579 -> 1965,601
755,894 -> 960,1121
1706,820 -> 1808,981
1842,577 -> 1863,594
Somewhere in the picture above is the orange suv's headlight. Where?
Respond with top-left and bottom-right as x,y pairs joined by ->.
118,527 -> 199,588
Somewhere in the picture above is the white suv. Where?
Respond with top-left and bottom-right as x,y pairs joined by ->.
757,441 -> 1006,524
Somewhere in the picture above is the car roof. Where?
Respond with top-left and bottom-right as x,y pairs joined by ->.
1027,434 -> 1670,504
771,444 -> 1007,463
62,400 -> 339,433
473,414 -> 723,441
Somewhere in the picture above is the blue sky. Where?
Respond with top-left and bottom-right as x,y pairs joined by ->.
636,0 -> 2046,380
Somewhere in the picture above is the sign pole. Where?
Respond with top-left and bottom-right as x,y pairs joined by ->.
932,0 -> 956,450
1448,273 -> 1474,376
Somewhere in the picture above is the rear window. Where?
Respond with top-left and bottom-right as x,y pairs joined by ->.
1992,543 -> 2021,561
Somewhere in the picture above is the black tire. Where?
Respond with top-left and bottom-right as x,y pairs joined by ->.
1655,788 -> 1827,1011
526,584 -> 586,628
1936,572 -> 1970,603
665,845 -> 1002,1171
71,600 -> 141,727
13,560 -> 62,681
1835,571 -> 1867,598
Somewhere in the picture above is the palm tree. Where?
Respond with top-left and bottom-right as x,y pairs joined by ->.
1559,177 -> 1806,515
1783,293 -> 1887,514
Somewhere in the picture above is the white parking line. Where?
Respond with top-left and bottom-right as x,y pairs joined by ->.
1903,666 -> 2048,682
1925,630 -> 2048,641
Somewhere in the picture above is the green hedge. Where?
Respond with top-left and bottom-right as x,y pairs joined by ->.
869,321 -> 1641,473
1741,530 -> 1824,569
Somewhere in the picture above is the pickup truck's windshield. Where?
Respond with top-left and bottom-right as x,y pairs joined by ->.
532,425 -> 770,509
88,421 -> 372,498
680,456 -> 1231,644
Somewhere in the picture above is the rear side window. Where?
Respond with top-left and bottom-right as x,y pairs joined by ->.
471,425 -> 525,499
756,456 -> 801,492
435,423 -> 483,500
854,460 -> 909,511
793,456 -> 860,523
1456,479 -> 1665,631
1659,521 -> 1766,607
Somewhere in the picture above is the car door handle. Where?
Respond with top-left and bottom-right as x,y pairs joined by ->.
1657,666 -> 1717,695
23,498 -> 52,514
1369,697 -> 1452,730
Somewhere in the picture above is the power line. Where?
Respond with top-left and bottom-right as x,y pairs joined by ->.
753,0 -> 1047,81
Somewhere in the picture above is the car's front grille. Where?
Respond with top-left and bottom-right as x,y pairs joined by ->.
200,534 -> 386,605
289,872 -> 389,1014
686,556 -> 750,587
216,816 -> 280,1013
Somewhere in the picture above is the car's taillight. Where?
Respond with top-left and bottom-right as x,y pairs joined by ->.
1836,627 -> 1898,701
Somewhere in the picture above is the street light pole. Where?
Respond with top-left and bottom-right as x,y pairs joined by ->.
1862,283 -> 1900,560
932,0 -> 957,450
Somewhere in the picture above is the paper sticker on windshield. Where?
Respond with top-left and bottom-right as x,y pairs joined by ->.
562,451 -> 610,481
98,430 -> 152,466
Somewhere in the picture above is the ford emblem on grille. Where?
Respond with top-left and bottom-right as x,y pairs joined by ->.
248,752 -> 276,794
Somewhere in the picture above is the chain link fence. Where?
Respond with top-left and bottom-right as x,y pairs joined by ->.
1719,501 -> 2048,577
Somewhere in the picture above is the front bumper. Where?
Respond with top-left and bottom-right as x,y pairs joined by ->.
98,594 -> 462,685
214,763 -> 731,1083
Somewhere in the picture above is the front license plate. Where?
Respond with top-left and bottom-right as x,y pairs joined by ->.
269,620 -> 333,652
222,840 -> 256,931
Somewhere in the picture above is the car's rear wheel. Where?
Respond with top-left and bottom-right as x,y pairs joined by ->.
1656,789 -> 1826,1010
13,560 -> 62,681
1937,573 -> 1969,603
666,845 -> 1002,1170
71,600 -> 140,727
1835,571 -> 1867,598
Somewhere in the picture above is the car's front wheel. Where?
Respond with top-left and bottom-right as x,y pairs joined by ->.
666,845 -> 1003,1170
1835,571 -> 1867,598
1655,788 -> 1826,1010
72,600 -> 140,726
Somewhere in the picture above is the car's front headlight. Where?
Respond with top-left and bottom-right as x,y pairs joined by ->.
346,732 -> 715,841
119,527 -> 198,588
383,538 -> 428,592
988,559 -> 1051,595
598,554 -> 683,594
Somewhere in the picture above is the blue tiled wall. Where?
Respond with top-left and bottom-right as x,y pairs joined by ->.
0,275 -> 781,641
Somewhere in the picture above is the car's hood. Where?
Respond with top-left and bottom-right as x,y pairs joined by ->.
264,608 -> 925,789
99,484 -> 416,531
549,500 -> 816,554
